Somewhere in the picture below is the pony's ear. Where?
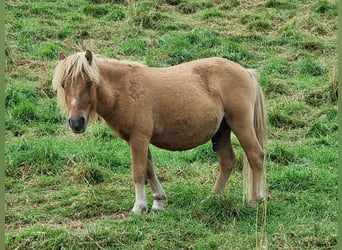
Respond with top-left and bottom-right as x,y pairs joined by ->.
58,52 -> 66,60
85,50 -> 93,65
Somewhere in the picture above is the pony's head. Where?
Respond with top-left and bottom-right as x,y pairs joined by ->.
52,50 -> 100,133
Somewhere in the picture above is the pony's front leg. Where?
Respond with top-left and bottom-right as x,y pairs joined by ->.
132,182 -> 147,215
130,136 -> 149,215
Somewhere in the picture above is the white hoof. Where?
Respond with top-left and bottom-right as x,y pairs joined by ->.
131,204 -> 148,215
151,199 -> 165,213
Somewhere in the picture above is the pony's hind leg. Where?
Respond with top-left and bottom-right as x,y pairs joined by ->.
227,116 -> 265,207
212,121 -> 236,193
147,149 -> 167,212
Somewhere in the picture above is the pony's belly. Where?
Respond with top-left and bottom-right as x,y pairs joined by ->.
151,117 -> 221,151
151,133 -> 214,151
150,90 -> 224,151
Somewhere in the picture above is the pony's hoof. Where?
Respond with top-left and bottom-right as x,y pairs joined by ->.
247,192 -> 271,207
151,200 -> 165,213
131,205 -> 148,215
247,198 -> 264,208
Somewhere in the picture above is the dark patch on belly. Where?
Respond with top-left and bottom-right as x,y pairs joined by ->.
211,119 -> 229,151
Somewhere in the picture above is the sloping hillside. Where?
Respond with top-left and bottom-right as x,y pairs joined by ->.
5,0 -> 337,249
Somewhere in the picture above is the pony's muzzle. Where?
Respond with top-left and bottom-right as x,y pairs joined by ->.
68,116 -> 86,133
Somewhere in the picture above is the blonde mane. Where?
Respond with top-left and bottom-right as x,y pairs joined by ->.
52,51 -> 100,113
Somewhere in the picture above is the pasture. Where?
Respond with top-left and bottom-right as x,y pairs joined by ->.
5,0 -> 337,249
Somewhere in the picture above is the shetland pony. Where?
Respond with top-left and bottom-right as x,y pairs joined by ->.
52,50 -> 267,214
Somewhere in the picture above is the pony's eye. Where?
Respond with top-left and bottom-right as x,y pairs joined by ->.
61,82 -> 65,89
86,81 -> 93,89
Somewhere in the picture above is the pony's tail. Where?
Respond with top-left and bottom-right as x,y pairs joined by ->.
243,69 -> 267,204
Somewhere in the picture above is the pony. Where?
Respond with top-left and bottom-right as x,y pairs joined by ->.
52,50 -> 267,214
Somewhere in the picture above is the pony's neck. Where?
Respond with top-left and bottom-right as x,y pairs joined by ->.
95,60 -> 121,118
94,59 -> 135,134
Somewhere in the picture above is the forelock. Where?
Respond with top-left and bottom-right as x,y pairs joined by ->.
52,52 -> 99,91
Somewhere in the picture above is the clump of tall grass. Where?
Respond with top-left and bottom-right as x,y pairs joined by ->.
329,66 -> 338,102
127,0 -> 164,29
177,0 -> 213,14
298,57 -> 326,76
83,4 -> 109,18
314,0 -> 337,16
305,66 -> 338,106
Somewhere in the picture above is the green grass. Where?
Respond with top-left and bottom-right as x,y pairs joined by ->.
5,0 -> 337,249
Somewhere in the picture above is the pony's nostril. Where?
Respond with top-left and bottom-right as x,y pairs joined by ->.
79,116 -> 85,126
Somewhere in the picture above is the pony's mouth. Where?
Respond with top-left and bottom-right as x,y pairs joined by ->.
71,128 -> 86,134
68,116 -> 87,133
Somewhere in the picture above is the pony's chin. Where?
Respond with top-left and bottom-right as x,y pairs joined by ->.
71,128 -> 86,134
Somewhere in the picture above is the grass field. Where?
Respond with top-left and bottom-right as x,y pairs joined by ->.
5,0 -> 337,249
